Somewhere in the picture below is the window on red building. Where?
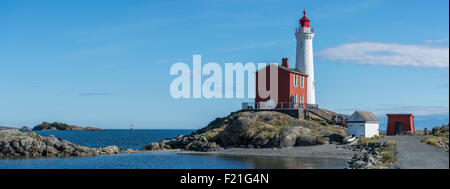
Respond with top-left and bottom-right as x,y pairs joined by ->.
300,76 -> 304,88
293,75 -> 298,87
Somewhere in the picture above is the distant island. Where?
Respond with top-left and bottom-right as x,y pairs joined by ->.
32,122 -> 105,131
0,126 -> 17,130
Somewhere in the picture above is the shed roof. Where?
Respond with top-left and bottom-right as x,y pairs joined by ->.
349,111 -> 379,123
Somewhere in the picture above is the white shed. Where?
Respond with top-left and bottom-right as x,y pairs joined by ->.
347,111 -> 380,138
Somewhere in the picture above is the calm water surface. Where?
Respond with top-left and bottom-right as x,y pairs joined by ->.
0,130 -> 347,169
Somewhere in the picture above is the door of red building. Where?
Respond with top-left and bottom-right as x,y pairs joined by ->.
395,122 -> 403,135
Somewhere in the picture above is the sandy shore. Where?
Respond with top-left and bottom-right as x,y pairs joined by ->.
127,144 -> 355,169
177,144 -> 355,159
136,144 -> 355,160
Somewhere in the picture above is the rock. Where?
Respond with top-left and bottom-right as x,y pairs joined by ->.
349,160 -> 367,169
295,135 -> 327,146
431,125 -> 449,136
362,153 -> 374,163
142,110 -> 347,151
143,142 -> 160,151
100,146 -> 119,154
325,134 -> 345,144
19,126 -> 32,131
0,129 -> 119,158
347,141 -> 395,169
121,148 -> 135,153
278,127 -> 310,148
432,126 -> 441,135
142,135 -> 221,152
295,135 -> 315,146
440,125 -> 449,133
185,140 -> 221,152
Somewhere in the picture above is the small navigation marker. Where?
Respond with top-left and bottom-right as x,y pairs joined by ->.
130,124 -> 134,132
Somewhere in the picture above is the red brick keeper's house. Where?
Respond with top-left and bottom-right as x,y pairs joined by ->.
255,58 -> 308,110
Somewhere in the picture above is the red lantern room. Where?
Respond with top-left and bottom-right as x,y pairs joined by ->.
299,10 -> 310,27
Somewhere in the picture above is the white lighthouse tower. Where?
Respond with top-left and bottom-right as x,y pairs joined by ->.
295,10 -> 316,105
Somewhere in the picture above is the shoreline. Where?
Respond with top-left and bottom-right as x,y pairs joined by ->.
137,144 -> 355,160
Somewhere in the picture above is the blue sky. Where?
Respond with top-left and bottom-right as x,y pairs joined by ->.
0,0 -> 448,129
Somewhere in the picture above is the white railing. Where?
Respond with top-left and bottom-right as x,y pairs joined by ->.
242,102 -> 318,110
296,27 -> 314,34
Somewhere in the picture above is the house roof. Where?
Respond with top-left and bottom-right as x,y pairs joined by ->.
256,64 -> 308,76
349,111 -> 379,123
279,65 -> 309,76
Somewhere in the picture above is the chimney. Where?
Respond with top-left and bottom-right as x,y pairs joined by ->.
282,58 -> 289,68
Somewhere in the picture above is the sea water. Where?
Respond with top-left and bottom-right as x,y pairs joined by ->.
0,130 -> 347,169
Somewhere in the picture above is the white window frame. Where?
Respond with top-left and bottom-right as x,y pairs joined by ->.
300,76 -> 304,89
293,75 -> 297,87
290,95 -> 296,108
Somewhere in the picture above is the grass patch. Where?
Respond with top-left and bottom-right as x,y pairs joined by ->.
357,135 -> 382,144
380,151 -> 396,164
382,140 -> 397,151
436,132 -> 449,138
309,125 -> 344,137
421,136 -> 441,147
200,127 -> 226,140
421,130 -> 448,149
246,122 -> 292,136
379,140 -> 397,168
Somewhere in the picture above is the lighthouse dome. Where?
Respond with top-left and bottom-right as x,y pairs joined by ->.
299,10 -> 310,27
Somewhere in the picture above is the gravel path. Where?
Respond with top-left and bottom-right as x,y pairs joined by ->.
381,136 -> 449,169
177,144 -> 355,160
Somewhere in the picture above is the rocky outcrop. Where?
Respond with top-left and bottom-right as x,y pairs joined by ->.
426,125 -> 449,152
295,135 -> 327,146
0,129 -> 119,158
20,126 -> 31,131
432,125 -> 449,135
142,111 -> 347,151
347,141 -> 396,169
0,126 -> 16,130
202,111 -> 346,149
142,135 -> 221,152
32,122 -> 104,131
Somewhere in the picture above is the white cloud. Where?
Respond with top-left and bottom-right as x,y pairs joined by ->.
319,42 -> 449,68
425,38 -> 449,43
335,105 -> 449,116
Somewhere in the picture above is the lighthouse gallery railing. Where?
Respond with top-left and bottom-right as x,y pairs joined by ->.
242,102 -> 318,110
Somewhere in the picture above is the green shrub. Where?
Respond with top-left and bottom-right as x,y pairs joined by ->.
358,135 -> 382,144
380,151 -> 396,164
387,140 -> 397,146
372,135 -> 381,140
435,132 -> 449,138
